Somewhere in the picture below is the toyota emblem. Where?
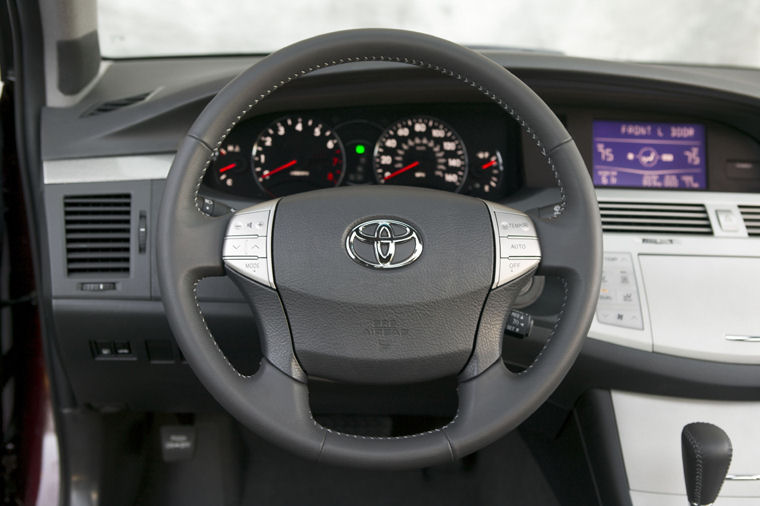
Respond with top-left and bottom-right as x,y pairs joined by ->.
345,219 -> 423,269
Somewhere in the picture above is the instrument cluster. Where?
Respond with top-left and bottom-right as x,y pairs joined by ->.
203,103 -> 521,200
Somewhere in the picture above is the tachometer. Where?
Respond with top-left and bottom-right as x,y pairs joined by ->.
373,116 -> 467,191
252,116 -> 345,197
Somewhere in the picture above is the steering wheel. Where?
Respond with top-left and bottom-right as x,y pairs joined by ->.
157,29 -> 601,469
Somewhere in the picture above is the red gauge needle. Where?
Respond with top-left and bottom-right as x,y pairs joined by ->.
219,163 -> 237,173
263,159 -> 297,179
383,161 -> 420,181
481,160 -> 497,170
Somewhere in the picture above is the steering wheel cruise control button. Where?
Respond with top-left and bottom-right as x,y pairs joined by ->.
223,201 -> 278,288
486,202 -> 541,289
494,212 -> 536,237
499,237 -> 541,258
499,257 -> 540,280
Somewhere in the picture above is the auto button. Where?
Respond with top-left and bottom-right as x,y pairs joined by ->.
499,237 -> 541,258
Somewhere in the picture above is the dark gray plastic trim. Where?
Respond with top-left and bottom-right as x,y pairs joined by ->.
56,30 -> 100,95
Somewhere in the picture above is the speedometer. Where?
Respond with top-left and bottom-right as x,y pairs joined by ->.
373,116 -> 467,191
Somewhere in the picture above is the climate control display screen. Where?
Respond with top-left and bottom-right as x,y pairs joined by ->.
592,120 -> 706,189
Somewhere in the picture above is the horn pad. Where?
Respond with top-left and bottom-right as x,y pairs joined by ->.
272,185 -> 494,384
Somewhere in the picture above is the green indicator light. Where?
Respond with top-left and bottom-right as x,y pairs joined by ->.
355,144 -> 366,155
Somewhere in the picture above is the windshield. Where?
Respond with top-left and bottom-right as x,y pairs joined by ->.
99,0 -> 760,68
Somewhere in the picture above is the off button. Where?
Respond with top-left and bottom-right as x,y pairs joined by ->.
498,258 -> 539,284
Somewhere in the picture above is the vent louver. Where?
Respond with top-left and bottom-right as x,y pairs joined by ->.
599,201 -> 713,235
64,194 -> 131,275
81,92 -> 150,117
739,205 -> 760,236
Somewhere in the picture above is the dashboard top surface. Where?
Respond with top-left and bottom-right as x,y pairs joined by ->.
40,51 -> 760,162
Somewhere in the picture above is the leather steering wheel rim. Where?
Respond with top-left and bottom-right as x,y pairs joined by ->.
157,29 -> 602,469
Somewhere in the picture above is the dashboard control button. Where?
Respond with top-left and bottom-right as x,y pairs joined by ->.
494,212 -> 536,237
114,341 -> 132,355
228,211 -> 269,236
499,237 -> 541,258
596,252 -> 643,330
93,341 -> 114,357
146,340 -> 175,363
715,209 -> 741,232
598,287 -> 614,303
225,258 -> 270,287
597,309 -> 642,329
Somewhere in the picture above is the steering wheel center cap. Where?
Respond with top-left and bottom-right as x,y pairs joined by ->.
346,218 -> 423,269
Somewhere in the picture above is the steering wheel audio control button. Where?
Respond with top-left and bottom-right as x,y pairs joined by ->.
223,201 -> 278,288
224,258 -> 270,285
228,211 -> 269,236
494,212 -> 536,237
499,237 -> 541,258
222,236 -> 268,258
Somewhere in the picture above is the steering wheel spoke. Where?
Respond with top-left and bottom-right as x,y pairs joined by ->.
177,213 -> 230,278
236,360 -> 325,458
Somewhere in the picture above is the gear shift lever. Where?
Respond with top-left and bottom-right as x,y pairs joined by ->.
681,423 -> 732,505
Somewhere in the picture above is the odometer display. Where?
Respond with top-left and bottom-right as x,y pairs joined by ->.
252,116 -> 345,197
373,116 -> 467,191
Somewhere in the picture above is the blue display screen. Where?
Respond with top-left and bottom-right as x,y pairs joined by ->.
592,121 -> 706,189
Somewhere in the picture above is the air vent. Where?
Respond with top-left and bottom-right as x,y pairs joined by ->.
64,194 -> 131,275
81,92 -> 150,117
599,201 -> 713,235
739,205 -> 760,236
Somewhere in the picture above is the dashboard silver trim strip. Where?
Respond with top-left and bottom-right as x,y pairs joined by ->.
43,154 -> 175,184
43,158 -> 760,207
726,474 -> 760,481
725,335 -> 760,342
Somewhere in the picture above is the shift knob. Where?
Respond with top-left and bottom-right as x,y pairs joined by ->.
681,422 -> 732,505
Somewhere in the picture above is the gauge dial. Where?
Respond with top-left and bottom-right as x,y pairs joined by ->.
373,116 -> 468,191
468,150 -> 504,195
212,143 -> 246,188
252,116 -> 345,197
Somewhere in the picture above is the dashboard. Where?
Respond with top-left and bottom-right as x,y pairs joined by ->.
34,50 -> 760,506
